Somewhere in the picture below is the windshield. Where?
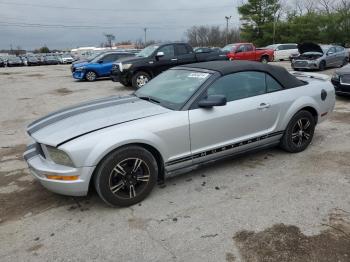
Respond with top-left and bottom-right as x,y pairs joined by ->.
135,69 -> 211,110
222,44 -> 238,52
9,57 -> 21,62
266,44 -> 277,50
136,45 -> 159,58
90,53 -> 106,63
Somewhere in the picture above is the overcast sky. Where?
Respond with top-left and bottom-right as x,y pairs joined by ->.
0,0 -> 241,50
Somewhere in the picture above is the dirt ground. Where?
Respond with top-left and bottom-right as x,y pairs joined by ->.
0,63 -> 349,261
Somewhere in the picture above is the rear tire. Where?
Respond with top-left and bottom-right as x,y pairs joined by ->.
132,71 -> 151,89
342,58 -> 348,67
280,110 -> 315,153
94,146 -> 158,207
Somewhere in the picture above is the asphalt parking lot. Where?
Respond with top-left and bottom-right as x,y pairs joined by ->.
0,62 -> 350,262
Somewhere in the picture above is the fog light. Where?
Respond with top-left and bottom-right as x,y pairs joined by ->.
46,175 -> 79,181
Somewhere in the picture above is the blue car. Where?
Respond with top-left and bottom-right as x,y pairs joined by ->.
72,51 -> 134,81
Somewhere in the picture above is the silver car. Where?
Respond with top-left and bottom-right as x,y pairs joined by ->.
292,43 -> 349,71
24,61 -> 335,206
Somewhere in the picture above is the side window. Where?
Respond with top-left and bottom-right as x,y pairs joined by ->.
102,54 -> 117,63
158,45 -> 175,58
207,71 -> 266,102
277,45 -> 284,50
328,47 -> 336,54
236,45 -> 245,53
177,44 -> 190,55
336,46 -> 344,53
266,74 -> 283,92
245,44 -> 253,52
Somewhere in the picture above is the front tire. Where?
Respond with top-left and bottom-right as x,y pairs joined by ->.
280,110 -> 315,153
120,78 -> 132,87
94,146 -> 158,207
85,71 -> 97,81
261,56 -> 269,64
132,71 -> 151,89
319,60 -> 326,71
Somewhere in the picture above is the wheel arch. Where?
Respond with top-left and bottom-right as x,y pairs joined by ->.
89,142 -> 165,191
133,68 -> 154,78
281,99 -> 320,131
85,68 -> 99,78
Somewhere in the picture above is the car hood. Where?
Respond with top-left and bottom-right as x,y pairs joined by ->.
298,43 -> 323,54
114,56 -> 148,64
336,64 -> 350,74
72,61 -> 89,68
27,95 -> 170,146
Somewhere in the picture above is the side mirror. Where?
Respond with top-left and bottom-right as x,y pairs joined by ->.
198,95 -> 227,108
235,49 -> 242,53
98,60 -> 104,64
156,51 -> 164,58
327,51 -> 334,56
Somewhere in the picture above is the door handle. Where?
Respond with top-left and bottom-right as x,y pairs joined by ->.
171,58 -> 178,61
257,103 -> 271,110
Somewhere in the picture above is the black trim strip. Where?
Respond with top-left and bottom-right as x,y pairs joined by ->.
165,131 -> 284,167
27,97 -> 139,135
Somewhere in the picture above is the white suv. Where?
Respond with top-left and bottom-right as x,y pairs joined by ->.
266,43 -> 298,61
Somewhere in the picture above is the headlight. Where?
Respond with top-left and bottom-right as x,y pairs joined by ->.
122,63 -> 132,70
46,146 -> 74,167
332,73 -> 340,81
76,66 -> 85,71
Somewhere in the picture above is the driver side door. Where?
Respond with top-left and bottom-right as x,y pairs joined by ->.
188,71 -> 282,164
98,54 -> 119,76
153,44 -> 177,75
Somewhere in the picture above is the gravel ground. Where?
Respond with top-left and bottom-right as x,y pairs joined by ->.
0,62 -> 349,262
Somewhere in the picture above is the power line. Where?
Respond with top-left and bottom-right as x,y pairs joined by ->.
0,1 -> 234,12
0,20 -> 240,30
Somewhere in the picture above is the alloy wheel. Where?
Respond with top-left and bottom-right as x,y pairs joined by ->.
136,75 -> 149,88
86,71 -> 96,81
109,158 -> 150,199
291,118 -> 312,147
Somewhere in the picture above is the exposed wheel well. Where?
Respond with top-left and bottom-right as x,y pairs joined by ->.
89,143 -> 165,192
299,106 -> 318,124
133,69 -> 153,79
261,55 -> 269,61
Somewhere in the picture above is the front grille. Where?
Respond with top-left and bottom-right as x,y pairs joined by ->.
341,74 -> 350,85
294,61 -> 308,67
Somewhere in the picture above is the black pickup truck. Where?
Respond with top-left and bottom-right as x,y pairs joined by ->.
111,42 -> 228,89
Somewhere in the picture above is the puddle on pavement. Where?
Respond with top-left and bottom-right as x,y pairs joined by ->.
233,209 -> 350,262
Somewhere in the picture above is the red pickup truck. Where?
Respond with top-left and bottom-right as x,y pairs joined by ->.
222,43 -> 274,63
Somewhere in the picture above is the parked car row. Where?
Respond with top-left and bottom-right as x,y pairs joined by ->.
0,53 -> 75,67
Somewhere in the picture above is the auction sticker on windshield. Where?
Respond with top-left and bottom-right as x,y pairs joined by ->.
188,73 -> 209,79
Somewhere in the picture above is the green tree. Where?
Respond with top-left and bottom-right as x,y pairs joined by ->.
38,46 -> 50,53
238,0 -> 280,46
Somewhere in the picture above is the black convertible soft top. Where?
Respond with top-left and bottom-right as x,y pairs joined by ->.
179,61 -> 305,89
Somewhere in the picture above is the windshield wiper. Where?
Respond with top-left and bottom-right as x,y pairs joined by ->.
138,96 -> 161,104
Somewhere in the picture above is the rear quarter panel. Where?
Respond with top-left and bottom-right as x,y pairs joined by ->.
278,77 -> 335,131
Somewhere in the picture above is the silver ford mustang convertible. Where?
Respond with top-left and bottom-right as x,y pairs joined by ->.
24,61 -> 335,206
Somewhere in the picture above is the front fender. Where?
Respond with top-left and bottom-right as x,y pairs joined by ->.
60,128 -> 167,168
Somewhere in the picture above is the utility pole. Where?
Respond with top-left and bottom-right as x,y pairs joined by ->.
144,28 -> 147,46
225,16 -> 232,45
